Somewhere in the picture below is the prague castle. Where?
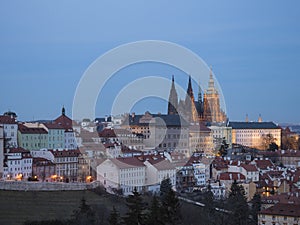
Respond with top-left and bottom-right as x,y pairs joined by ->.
168,68 -> 227,123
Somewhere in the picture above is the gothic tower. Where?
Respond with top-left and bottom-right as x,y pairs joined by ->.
185,75 -> 198,122
167,75 -> 178,115
203,67 -> 226,123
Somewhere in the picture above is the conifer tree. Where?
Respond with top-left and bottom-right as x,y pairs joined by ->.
145,194 -> 164,225
250,193 -> 261,224
202,185 -> 217,225
71,197 -> 96,225
122,187 -> 146,225
108,206 -> 120,225
160,178 -> 181,225
227,180 -> 249,225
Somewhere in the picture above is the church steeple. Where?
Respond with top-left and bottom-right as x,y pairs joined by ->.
208,66 -> 215,92
62,106 -> 65,116
167,75 -> 178,115
185,75 -> 198,122
186,75 -> 194,99
198,81 -> 203,103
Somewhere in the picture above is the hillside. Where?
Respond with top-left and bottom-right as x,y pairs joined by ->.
0,189 -> 125,225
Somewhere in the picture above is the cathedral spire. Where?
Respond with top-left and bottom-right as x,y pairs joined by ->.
167,75 -> 178,115
187,75 -> 193,98
198,79 -> 203,103
185,75 -> 198,122
208,66 -> 215,90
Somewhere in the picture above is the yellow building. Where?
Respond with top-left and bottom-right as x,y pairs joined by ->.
229,121 -> 281,150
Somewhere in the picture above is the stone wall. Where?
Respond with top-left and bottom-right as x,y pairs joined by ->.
0,181 -> 100,191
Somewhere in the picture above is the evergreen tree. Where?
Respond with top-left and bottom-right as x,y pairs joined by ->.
227,180 -> 249,225
122,187 -> 146,225
70,197 -> 96,225
145,194 -> 164,225
160,177 -> 173,198
202,186 -> 217,225
108,206 -> 120,225
160,178 -> 181,225
250,193 -> 261,224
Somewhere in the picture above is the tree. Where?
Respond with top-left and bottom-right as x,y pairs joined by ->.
261,133 -> 276,150
160,177 -> 173,198
268,142 -> 278,151
160,178 -> 181,225
250,193 -> 261,225
226,180 -> 249,225
122,187 -> 146,225
70,197 -> 96,225
145,194 -> 164,225
108,206 -> 120,225
218,137 -> 229,157
201,186 -> 217,225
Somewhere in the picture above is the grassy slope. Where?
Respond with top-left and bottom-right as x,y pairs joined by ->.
0,190 -> 125,225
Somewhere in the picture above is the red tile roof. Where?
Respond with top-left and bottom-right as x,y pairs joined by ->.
18,124 -> 48,134
261,193 -> 300,205
6,147 -> 30,154
43,123 -> 65,129
111,157 -> 145,169
98,128 -> 117,138
0,115 -> 17,124
50,149 -> 81,157
54,114 -> 73,129
241,164 -> 258,172
254,159 -> 275,170
218,172 -> 245,181
259,203 -> 300,217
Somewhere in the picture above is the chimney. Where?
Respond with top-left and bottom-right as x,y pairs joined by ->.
245,114 -> 249,122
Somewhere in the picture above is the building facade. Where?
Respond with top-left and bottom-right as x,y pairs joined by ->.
229,121 -> 281,150
97,157 -> 146,195
50,149 -> 80,182
18,124 -> 48,150
0,115 -> 18,148
3,147 -> 32,180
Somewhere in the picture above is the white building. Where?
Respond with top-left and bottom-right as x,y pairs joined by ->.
227,162 -> 259,182
229,121 -> 281,150
208,123 -> 232,150
64,129 -> 77,149
0,115 -> 18,148
97,157 -> 146,195
0,126 -> 4,178
3,147 -> 32,180
50,149 -> 80,182
144,158 -> 176,192
210,182 -> 226,199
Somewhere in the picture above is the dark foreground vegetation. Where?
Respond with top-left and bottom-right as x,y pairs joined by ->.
0,179 -> 260,225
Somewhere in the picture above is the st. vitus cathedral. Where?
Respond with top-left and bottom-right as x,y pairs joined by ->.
168,68 -> 227,123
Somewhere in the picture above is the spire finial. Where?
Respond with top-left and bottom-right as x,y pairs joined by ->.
258,114 -> 262,122
172,75 -> 174,82
62,105 -> 65,116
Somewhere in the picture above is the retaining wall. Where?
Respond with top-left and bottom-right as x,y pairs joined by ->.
0,181 -> 100,191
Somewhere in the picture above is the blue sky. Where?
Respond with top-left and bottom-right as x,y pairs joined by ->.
0,1 -> 300,123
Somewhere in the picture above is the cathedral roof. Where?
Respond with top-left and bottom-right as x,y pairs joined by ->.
124,113 -> 189,127
229,121 -> 279,129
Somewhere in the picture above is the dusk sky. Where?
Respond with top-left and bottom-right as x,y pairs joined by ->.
1,1 -> 300,123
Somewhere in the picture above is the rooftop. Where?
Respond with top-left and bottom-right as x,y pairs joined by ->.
229,121 -> 279,129
259,203 -> 300,217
